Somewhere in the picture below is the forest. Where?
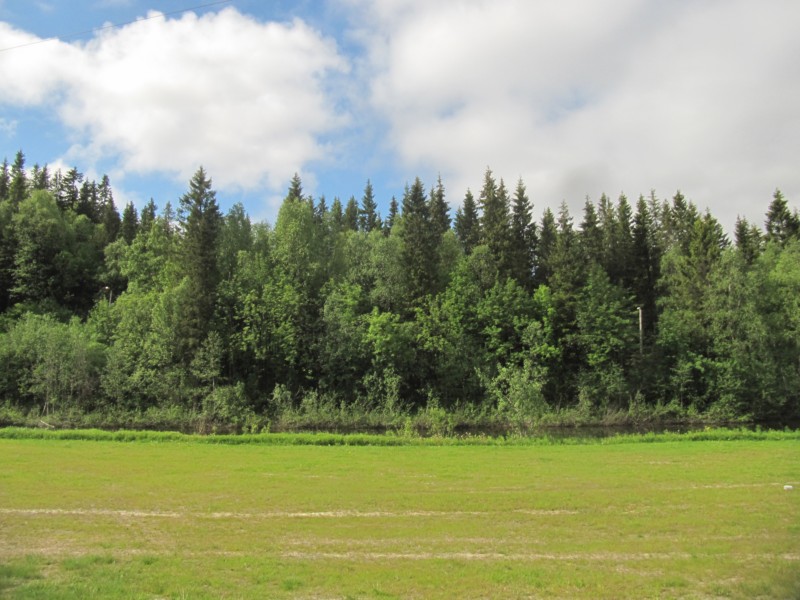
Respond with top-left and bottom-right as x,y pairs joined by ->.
0,149 -> 798,432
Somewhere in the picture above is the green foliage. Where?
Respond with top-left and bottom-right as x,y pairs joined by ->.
0,152 -> 798,430
0,313 -> 105,413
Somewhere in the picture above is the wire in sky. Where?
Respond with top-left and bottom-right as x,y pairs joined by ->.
0,0 -> 234,53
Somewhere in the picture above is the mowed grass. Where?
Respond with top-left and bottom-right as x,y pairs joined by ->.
0,435 -> 798,598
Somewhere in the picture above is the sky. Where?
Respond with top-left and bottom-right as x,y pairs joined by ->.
1,0 -> 799,232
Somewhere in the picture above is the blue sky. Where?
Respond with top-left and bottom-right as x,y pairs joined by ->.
1,0 -> 799,231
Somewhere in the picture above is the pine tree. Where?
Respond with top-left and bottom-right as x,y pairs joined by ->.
359,180 -> 380,233
454,189 -> 480,253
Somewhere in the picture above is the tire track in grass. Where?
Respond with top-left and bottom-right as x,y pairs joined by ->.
0,508 -> 578,519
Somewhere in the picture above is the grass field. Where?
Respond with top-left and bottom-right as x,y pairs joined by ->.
0,432 -> 798,598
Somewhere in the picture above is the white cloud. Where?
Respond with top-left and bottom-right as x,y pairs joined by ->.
349,0 -> 800,229
0,8 -> 349,195
0,117 -> 16,137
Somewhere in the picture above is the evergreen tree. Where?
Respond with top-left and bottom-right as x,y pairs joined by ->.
765,189 -> 799,245
59,167 -> 83,211
734,216 -> 762,264
343,196 -> 359,232
330,197 -> 344,232
30,164 -> 50,191
120,202 -> 139,244
610,193 -> 635,289
632,195 -> 660,337
77,180 -> 99,221
100,197 -> 121,245
510,178 -> 535,288
384,196 -> 399,234
429,175 -> 450,237
178,167 -> 223,361
400,178 -> 437,304
0,158 -> 9,202
479,169 -> 513,277
580,197 -> 602,264
315,195 -> 328,224
663,190 -> 699,252
359,180 -> 380,233
287,173 -> 303,202
545,202 -> 586,405
9,150 -> 27,206
454,189 -> 480,253
140,198 -> 157,233
534,208 -> 557,285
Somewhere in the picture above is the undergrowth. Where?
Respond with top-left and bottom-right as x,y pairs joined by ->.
0,426 -> 797,446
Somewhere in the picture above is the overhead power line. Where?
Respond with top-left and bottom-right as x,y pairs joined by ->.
0,0 -> 234,53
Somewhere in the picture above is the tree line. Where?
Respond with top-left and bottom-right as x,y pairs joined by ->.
1,149 -> 799,429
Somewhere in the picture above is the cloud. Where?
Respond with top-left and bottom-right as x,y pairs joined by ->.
0,7 -> 349,194
349,0 -> 800,228
93,0 -> 134,7
0,117 -> 16,137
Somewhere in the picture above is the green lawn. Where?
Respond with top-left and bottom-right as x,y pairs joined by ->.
0,435 -> 798,598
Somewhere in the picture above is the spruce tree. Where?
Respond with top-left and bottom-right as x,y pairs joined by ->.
359,180 -> 380,233
178,167 -> 223,362
140,199 -> 157,233
8,150 -> 27,206
30,164 -> 50,191
534,208 -> 557,285
479,169 -> 513,276
330,197 -> 344,232
0,158 -> 9,202
120,202 -> 139,244
400,178 -> 437,303
734,216 -> 762,264
510,178 -> 535,287
343,196 -> 359,232
580,197 -> 602,264
765,189 -> 799,245
454,189 -> 480,253
287,173 -> 303,202
429,175 -> 450,237
632,195 -> 660,335
384,196 -> 399,234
